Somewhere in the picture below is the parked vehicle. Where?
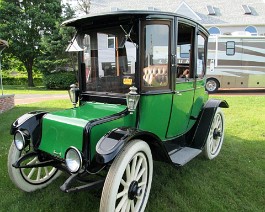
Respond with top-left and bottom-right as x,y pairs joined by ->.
206,34 -> 265,93
8,11 -> 228,212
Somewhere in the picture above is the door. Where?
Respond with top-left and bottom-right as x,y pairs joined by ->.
189,31 -> 208,129
139,20 -> 173,140
167,21 -> 196,138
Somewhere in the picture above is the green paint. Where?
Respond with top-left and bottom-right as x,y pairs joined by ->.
188,78 -> 208,129
138,94 -> 172,140
90,113 -> 136,158
167,81 -> 195,137
38,102 -> 128,159
38,80 -> 207,160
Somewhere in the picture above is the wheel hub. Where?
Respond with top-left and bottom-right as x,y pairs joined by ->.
213,128 -> 222,139
128,181 -> 142,200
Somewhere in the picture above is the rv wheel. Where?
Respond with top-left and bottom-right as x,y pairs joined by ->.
206,78 -> 219,93
100,140 -> 153,212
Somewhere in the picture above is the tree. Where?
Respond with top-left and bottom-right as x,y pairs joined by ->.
0,0 -> 62,86
36,3 -> 77,76
76,0 -> 91,15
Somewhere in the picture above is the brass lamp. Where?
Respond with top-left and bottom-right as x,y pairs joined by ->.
126,86 -> 140,113
68,84 -> 79,107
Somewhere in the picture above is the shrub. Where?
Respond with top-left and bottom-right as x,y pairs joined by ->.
2,76 -> 43,86
43,72 -> 77,89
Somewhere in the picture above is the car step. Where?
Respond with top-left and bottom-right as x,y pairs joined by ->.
169,147 -> 202,166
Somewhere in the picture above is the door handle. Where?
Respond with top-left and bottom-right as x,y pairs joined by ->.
176,91 -> 182,96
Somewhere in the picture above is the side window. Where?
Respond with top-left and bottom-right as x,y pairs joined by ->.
208,27 -> 221,35
107,35 -> 115,48
197,34 -> 207,79
176,23 -> 195,79
226,41 -> 235,55
142,23 -> 169,88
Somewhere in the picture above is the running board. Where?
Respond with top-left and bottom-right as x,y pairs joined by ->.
169,147 -> 202,166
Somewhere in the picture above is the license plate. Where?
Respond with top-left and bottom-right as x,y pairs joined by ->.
123,78 -> 132,85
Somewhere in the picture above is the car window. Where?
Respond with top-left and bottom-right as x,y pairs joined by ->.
197,34 -> 207,79
176,23 -> 195,81
142,23 -> 170,89
75,25 -> 137,94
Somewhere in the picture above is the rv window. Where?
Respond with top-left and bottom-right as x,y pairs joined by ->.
180,44 -> 190,58
226,41 -> 235,55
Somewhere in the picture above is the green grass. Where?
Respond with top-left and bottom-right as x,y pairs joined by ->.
2,85 -> 67,94
0,96 -> 264,212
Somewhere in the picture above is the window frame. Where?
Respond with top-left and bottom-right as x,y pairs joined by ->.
196,31 -> 208,78
140,20 -> 172,92
176,20 -> 196,80
245,26 -> 258,36
208,27 -> 221,35
226,41 -> 235,56
107,35 -> 115,48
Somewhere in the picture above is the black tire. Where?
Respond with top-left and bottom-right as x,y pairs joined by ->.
206,78 -> 220,93
8,142 -> 61,192
100,139 -> 153,212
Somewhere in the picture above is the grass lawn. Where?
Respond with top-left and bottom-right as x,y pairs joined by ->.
0,96 -> 264,212
2,85 -> 67,95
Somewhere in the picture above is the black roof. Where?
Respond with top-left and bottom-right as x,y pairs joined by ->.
62,10 -> 206,31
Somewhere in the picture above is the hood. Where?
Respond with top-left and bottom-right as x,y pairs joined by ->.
38,102 -> 127,159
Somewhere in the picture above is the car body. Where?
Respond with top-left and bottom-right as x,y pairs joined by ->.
8,11 -> 228,212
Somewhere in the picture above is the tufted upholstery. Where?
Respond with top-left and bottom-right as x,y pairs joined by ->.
143,65 -> 168,86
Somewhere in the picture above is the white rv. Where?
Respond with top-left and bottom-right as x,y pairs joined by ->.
206,34 -> 265,93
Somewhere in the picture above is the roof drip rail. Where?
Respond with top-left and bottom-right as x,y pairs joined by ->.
242,5 -> 252,15
206,5 -> 216,15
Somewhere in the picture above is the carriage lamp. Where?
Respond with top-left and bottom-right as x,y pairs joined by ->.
14,130 -> 29,151
65,147 -> 83,173
126,86 -> 140,113
68,84 -> 79,108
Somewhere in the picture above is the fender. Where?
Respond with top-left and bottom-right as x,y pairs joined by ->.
10,111 -> 47,147
95,127 -> 171,164
190,99 -> 229,149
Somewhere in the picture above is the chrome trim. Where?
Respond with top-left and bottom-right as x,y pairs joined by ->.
65,146 -> 83,173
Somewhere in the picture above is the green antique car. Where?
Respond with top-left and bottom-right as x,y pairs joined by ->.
8,11 -> 228,212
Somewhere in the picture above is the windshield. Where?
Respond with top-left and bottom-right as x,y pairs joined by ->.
73,24 -> 137,94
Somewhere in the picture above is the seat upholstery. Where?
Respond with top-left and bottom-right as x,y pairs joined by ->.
143,65 -> 168,86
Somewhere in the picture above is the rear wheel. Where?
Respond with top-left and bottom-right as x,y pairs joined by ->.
8,142 -> 61,192
204,108 -> 225,160
206,78 -> 219,93
100,140 -> 153,212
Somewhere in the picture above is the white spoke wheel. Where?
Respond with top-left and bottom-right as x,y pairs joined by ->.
100,140 -> 153,212
8,142 -> 61,192
204,108 -> 225,160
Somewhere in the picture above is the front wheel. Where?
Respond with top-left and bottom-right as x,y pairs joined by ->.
100,140 -> 153,212
8,142 -> 61,192
204,108 -> 225,160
